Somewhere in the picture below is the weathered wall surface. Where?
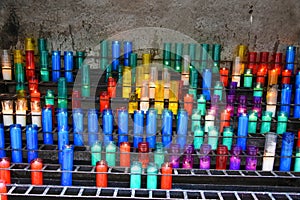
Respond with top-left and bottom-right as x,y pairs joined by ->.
0,0 -> 299,59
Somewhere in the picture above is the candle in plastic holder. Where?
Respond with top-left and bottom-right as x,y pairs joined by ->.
237,113 -> 248,151
2,100 -> 13,126
99,91 -> 110,112
105,141 -> 116,167
133,110 -> 144,148
260,111 -> 272,134
61,145 -> 74,186
91,141 -> 102,166
248,110 -> 258,134
102,109 -> 113,146
262,133 -> 277,171
10,124 -> 22,163
232,57 -> 241,87
140,81 -> 150,112
216,145 -> 228,170
0,157 -> 11,184
280,84 -> 292,117
193,126 -> 204,150
154,143 -> 165,168
222,126 -> 233,151
245,145 -> 258,170
229,145 -> 242,170
199,144 -> 211,170
130,161 -> 142,189
197,94 -> 206,116
42,105 -> 53,144
204,109 -> 215,132
268,69 -> 278,86
138,142 -> 149,168
26,124 -> 39,163
279,132 -> 294,171
181,55 -> 190,86
176,109 -> 188,149
213,81 -> 223,101
252,97 -> 262,118
161,162 -> 172,189
2,50 -> 12,80
16,98 -> 27,127
147,162 -> 158,189
282,69 -> 292,84
96,160 -> 108,187
220,67 -> 229,87
0,179 -> 7,200
208,126 -> 219,150
162,109 -> 173,148
0,125 -> 5,158
120,142 -> 131,167
169,144 -> 180,168
128,92 -> 138,114
182,144 -> 194,169
294,147 -> 300,172
31,158 -> 43,185
253,82 -> 263,98
202,68 -> 212,100
237,95 -> 247,115
107,77 -> 116,98
146,108 -> 157,149
88,109 -> 99,147
266,85 -> 278,117
226,95 -> 235,117
248,52 -> 258,74
243,69 -> 253,88
118,107 -> 129,145
184,94 -> 194,116
276,111 -> 288,134
72,108 -> 84,146
191,109 -> 201,132
294,85 -> 300,118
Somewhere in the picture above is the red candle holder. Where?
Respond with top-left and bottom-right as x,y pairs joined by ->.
31,158 -> 43,185
107,77 -> 116,98
282,69 -> 292,84
120,142 -> 131,167
72,90 -> 81,109
138,142 -> 149,168
96,160 -> 108,187
247,52 -> 258,74
216,145 -> 228,170
0,180 -> 7,200
100,91 -> 110,113
220,109 -> 231,133
0,157 -> 10,184
219,68 -> 229,87
184,94 -> 194,116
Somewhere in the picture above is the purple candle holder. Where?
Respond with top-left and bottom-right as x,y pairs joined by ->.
237,95 -> 247,115
210,95 -> 220,115
169,144 -> 180,168
252,97 -> 262,118
229,82 -> 238,96
229,145 -> 242,170
199,144 -> 211,170
182,144 -> 194,169
245,145 -> 258,170
226,95 -> 235,117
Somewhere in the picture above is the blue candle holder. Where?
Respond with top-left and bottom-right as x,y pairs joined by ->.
237,113 -> 248,151
72,108 -> 84,146
10,124 -> 22,163
88,109 -> 99,146
26,124 -> 38,163
42,107 -> 53,144
61,145 -> 74,186
133,110 -> 144,148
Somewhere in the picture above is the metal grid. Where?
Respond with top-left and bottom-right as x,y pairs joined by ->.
3,184 -> 300,199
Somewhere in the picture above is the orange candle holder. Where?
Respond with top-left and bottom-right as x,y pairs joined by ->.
268,69 -> 278,85
100,91 -> 110,112
220,109 -> 231,133
161,162 -> 172,189
0,180 -> 7,200
107,77 -> 117,98
184,94 -> 194,116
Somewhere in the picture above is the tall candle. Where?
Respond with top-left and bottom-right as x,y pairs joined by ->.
146,108 -> 157,149
162,109 -> 173,148
61,145 -> 74,186
161,162 -> 172,189
105,141 -> 116,167
147,162 -> 158,189
117,107 -> 129,145
279,132 -> 294,171
191,109 -> 201,132
91,141 -> 102,166
72,108 -> 84,146
120,142 -> 131,167
10,124 -> 22,163
204,109 -> 215,132
26,124 -> 38,163
133,110 -> 144,148
88,109 -> 99,147
262,133 -> 277,171
285,46 -> 295,73
213,81 -> 223,101
237,113 -> 248,150
294,85 -> 300,118
177,109 -> 188,148
96,160 -> 108,187
280,84 -> 292,116
202,68 -> 212,100
0,125 -> 6,158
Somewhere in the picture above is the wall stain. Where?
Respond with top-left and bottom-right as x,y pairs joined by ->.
0,7 -> 20,49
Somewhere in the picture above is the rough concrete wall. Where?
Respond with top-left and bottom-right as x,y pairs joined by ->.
0,0 -> 300,59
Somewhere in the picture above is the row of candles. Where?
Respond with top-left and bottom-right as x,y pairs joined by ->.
0,129 -> 299,189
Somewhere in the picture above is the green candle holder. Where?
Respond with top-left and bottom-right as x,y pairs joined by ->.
248,110 -> 258,134
260,111 -> 273,134
276,111 -> 288,134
